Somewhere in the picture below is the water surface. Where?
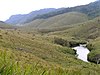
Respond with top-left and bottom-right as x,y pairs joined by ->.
73,45 -> 90,62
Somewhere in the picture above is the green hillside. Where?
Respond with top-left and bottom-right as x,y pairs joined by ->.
49,17 -> 100,64
0,0 -> 100,74
23,12 -> 88,30
0,27 -> 100,75
0,21 -> 15,29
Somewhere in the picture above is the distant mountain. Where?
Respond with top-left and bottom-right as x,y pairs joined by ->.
5,0 -> 100,25
5,8 -> 56,25
33,0 -> 100,20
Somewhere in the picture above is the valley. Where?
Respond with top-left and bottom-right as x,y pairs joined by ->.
0,0 -> 100,75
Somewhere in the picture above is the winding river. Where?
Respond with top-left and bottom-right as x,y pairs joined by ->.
73,44 -> 90,62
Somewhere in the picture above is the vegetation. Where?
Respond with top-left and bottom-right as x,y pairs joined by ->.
0,24 -> 100,74
87,37 -> 100,64
0,0 -> 100,74
0,24 -> 99,74
54,37 -> 86,47
22,12 -> 88,30
49,16 -> 100,64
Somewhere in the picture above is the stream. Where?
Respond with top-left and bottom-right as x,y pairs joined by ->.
73,44 -> 90,62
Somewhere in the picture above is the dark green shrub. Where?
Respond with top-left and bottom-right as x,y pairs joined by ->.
88,50 -> 100,64
86,44 -> 94,51
69,41 -> 79,47
54,37 -> 87,47
0,34 -> 3,39
54,38 -> 70,47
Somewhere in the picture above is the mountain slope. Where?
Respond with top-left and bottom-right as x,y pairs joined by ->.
5,0 -> 100,25
49,16 -> 100,64
0,27 -> 100,75
5,8 -> 56,25
0,21 -> 15,29
50,17 -> 100,39
34,0 -> 100,20
22,12 -> 88,30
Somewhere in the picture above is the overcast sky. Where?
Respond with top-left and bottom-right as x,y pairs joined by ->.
0,0 -> 97,21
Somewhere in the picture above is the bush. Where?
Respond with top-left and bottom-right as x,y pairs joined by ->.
88,50 -> 100,64
69,41 -> 79,47
0,34 -> 3,39
86,44 -> 94,51
54,37 -> 70,47
54,37 -> 86,47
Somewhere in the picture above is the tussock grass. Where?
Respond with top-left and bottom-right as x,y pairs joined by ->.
0,17 -> 100,74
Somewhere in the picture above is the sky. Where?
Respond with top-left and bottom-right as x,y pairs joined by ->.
0,0 -> 97,21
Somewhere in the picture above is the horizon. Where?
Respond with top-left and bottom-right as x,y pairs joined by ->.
0,0 -> 97,21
